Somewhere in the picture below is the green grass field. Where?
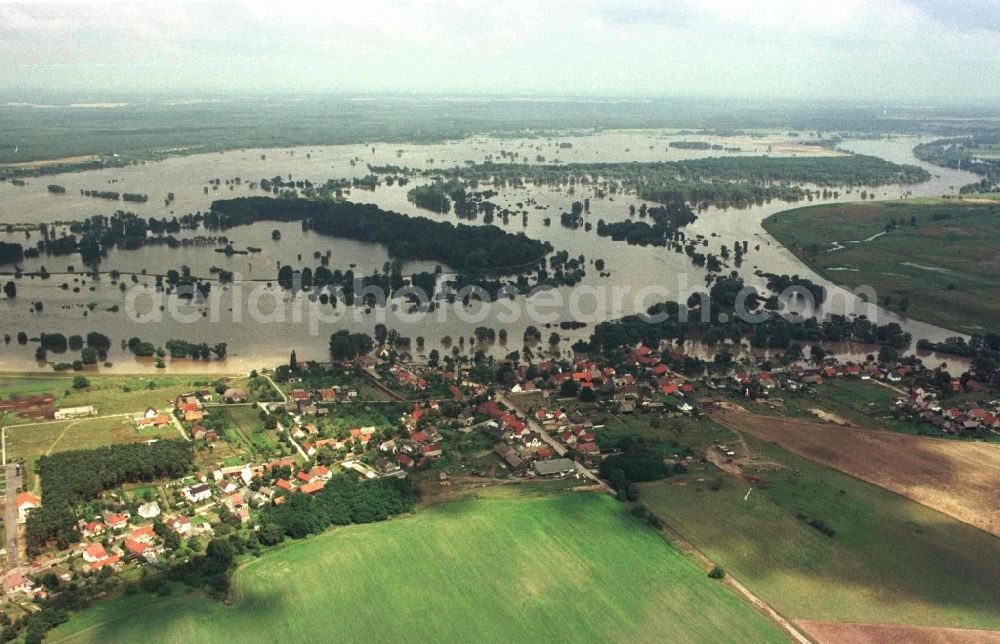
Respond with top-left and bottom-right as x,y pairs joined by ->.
5,416 -> 177,490
763,198 -> 1000,333
211,405 -> 280,454
640,437 -> 1000,629
50,492 -> 785,643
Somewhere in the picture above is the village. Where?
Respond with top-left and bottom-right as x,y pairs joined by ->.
1,335 -> 997,611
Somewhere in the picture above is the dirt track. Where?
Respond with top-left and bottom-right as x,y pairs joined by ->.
797,620 -> 1000,644
712,409 -> 1000,538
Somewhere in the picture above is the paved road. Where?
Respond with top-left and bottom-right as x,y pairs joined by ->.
497,393 -> 568,457
4,463 -> 20,571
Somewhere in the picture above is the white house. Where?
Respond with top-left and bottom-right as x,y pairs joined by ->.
182,484 -> 213,504
137,501 -> 161,520
167,516 -> 192,536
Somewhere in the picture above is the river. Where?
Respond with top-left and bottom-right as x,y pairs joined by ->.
0,131 -> 981,373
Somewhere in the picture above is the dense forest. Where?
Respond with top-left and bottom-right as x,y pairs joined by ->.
329,330 -> 375,361
402,179 -> 502,220
25,441 -> 194,553
0,241 -> 24,265
208,197 -> 552,274
762,273 -> 827,304
595,200 -> 698,246
429,154 -> 930,209
259,475 -> 418,541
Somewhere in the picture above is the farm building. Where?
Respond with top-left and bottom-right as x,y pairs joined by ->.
54,405 -> 97,420
533,459 -> 576,477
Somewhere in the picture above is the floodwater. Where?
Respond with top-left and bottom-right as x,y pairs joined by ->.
0,131 -> 982,373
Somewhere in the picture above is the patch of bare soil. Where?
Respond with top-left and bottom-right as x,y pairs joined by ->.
797,620 -> 1000,644
809,408 -> 854,426
0,395 -> 56,420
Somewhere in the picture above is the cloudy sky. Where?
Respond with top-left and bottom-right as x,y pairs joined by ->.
1,0 -> 998,102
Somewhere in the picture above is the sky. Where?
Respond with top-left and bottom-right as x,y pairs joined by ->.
1,0 -> 999,103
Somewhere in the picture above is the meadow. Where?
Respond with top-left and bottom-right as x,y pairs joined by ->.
0,373 -> 244,424
763,198 -> 1000,333
49,491 -> 785,643
5,415 -> 178,491
209,405 -> 281,455
640,436 -> 1000,630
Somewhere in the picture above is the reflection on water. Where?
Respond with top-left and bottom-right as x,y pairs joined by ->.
0,132 -> 982,373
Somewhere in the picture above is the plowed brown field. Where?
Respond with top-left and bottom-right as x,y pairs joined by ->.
712,409 -> 1000,537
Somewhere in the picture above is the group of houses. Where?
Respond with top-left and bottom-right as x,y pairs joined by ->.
895,388 -> 1000,436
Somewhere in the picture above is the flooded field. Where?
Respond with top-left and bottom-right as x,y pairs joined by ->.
0,130 -> 981,373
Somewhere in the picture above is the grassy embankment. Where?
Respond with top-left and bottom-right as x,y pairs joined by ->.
763,198 -> 1000,334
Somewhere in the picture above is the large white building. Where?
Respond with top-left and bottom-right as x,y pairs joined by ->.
54,405 -> 97,420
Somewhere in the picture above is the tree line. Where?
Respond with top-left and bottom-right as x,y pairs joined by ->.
427,154 -> 930,209
208,197 -> 553,274
584,276 -> 911,355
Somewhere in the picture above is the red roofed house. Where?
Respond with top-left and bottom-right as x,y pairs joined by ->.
476,400 -> 503,418
129,525 -> 155,543
501,413 -> 527,433
421,443 -> 443,458
6,573 -> 34,595
299,480 -> 326,495
90,554 -> 121,571
105,513 -> 129,531
83,543 -> 109,564
16,492 -> 39,524
124,538 -> 148,556
276,478 -> 295,493
349,428 -> 373,444
576,442 -> 600,455
81,521 -> 105,538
